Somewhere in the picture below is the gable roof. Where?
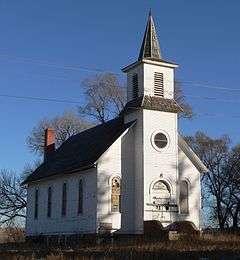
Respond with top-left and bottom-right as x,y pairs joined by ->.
23,116 -> 207,184
23,117 -> 135,184
178,135 -> 208,173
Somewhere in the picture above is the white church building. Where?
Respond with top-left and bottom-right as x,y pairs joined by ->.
24,13 -> 207,237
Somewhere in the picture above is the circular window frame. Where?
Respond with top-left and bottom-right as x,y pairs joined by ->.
151,130 -> 170,152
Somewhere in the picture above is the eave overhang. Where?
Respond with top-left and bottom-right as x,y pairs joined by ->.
122,58 -> 179,73
178,135 -> 208,174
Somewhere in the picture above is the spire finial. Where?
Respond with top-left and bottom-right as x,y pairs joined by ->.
138,12 -> 162,61
149,8 -> 152,17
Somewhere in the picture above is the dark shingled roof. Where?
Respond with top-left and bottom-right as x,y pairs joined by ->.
122,96 -> 183,114
24,117 -> 134,184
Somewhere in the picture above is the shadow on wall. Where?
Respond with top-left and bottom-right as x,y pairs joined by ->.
96,127 -> 203,234
120,127 -> 137,234
97,126 -> 137,234
175,157 -> 200,226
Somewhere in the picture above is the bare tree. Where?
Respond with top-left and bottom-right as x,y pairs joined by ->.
0,162 -> 41,226
79,74 -> 193,123
174,81 -> 193,118
0,170 -> 27,226
27,111 -> 92,155
185,132 -> 231,229
79,73 -> 126,123
224,145 -> 240,229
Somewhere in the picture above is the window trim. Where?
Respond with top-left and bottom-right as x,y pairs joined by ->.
151,130 -> 170,152
110,175 -> 121,214
149,177 -> 173,195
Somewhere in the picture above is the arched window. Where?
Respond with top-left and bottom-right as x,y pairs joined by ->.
47,187 -> 52,218
34,189 -> 39,220
111,177 -> 121,213
78,179 -> 83,214
151,180 -> 171,205
179,180 -> 189,214
61,183 -> 67,217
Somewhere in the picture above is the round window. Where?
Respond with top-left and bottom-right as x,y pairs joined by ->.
154,133 -> 168,149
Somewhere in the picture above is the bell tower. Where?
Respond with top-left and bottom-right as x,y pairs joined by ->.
121,12 -> 183,233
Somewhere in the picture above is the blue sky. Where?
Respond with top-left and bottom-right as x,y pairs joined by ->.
1,0 -> 240,173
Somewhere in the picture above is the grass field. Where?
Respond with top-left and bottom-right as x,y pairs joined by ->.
0,232 -> 240,259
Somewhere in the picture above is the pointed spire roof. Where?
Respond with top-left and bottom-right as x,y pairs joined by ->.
138,11 -> 162,61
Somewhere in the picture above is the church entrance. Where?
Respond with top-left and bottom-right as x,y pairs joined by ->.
150,180 -> 171,223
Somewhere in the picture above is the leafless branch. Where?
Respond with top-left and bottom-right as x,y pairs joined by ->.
27,111 -> 93,155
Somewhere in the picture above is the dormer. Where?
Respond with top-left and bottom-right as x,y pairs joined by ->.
122,12 -> 179,103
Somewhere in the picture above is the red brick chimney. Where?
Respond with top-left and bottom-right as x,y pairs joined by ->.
44,128 -> 55,161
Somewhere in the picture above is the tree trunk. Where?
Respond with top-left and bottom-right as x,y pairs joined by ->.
232,202 -> 240,230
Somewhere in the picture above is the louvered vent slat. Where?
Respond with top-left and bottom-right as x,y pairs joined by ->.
132,74 -> 138,99
154,72 -> 164,97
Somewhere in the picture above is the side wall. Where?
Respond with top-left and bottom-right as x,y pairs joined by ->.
96,136 -> 122,231
96,123 -> 141,234
178,148 -> 201,229
26,169 -> 97,236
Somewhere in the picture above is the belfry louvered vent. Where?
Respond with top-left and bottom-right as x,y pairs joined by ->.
132,74 -> 139,99
154,72 -> 164,97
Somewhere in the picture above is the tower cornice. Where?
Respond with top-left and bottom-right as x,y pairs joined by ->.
122,58 -> 178,73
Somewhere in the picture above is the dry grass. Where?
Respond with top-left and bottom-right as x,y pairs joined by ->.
0,227 -> 25,244
0,232 -> 240,259
46,253 -> 64,260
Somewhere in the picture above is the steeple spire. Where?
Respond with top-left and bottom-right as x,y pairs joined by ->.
138,11 -> 162,61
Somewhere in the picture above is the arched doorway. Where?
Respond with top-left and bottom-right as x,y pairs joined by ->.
150,180 -> 171,223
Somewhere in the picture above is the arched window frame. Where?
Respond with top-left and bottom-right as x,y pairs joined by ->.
149,178 -> 172,205
179,179 -> 190,215
110,175 -> 121,213
149,178 -> 172,196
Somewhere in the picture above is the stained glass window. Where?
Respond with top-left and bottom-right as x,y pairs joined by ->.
111,177 -> 121,213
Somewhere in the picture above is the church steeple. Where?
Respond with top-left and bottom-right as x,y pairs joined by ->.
122,12 -> 179,104
138,11 -> 162,61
